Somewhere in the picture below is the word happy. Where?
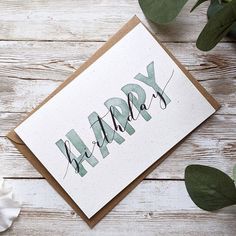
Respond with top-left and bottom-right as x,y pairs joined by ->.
56,61 -> 173,177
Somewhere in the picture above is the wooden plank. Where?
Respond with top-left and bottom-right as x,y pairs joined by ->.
0,41 -> 235,82
2,179 -> 236,235
0,41 -> 235,114
0,0 -> 234,42
1,76 -> 235,114
1,114 -> 235,179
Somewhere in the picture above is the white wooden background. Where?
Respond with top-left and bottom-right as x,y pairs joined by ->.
0,0 -> 235,235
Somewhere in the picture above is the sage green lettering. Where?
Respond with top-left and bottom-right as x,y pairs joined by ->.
88,112 -> 125,158
134,61 -> 171,104
55,129 -> 98,177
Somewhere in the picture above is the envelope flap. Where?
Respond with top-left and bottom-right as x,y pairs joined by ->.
7,130 -> 24,145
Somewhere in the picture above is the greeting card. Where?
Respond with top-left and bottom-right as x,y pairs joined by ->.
8,16 -> 220,227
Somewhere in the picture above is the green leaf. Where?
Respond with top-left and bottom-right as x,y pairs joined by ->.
138,0 -> 188,24
197,0 -> 236,51
207,0 -> 236,38
191,0 -> 209,12
233,165 -> 236,182
207,0 -> 225,18
185,165 -> 236,211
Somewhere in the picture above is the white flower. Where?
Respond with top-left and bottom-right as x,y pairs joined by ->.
0,177 -> 21,232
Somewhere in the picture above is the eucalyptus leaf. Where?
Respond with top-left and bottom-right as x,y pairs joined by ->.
191,0 -> 209,12
207,0 -> 224,18
138,0 -> 188,24
208,0 -> 236,38
233,165 -> 236,183
185,165 -> 236,211
197,0 -> 236,51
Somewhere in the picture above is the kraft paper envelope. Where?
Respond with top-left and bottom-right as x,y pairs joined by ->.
7,16 -> 220,228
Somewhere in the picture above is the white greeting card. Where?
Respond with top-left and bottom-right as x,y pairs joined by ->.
15,20 -> 218,219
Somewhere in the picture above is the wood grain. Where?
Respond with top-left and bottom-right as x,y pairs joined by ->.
0,41 -> 235,83
0,41 -> 235,114
1,76 -> 235,114
2,179 -> 236,236
0,0 -> 222,42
